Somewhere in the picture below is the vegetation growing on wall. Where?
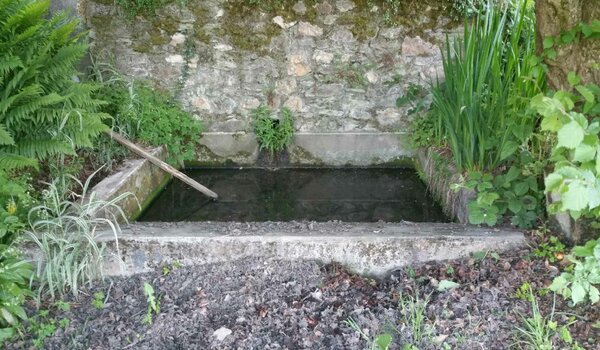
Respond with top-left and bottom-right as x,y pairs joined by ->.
251,105 -> 295,154
91,64 -> 204,166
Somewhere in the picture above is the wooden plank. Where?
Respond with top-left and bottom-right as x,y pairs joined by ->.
106,130 -> 219,199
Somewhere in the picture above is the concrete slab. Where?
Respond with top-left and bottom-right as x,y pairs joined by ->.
196,132 -> 413,166
101,222 -> 525,277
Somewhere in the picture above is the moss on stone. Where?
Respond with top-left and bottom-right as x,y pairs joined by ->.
336,11 -> 378,41
151,14 -> 179,35
132,41 -> 153,53
89,0 -> 114,6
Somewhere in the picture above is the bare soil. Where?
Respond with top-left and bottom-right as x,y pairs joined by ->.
9,235 -> 599,350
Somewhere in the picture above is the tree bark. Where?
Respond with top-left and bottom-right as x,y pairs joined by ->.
535,0 -> 600,90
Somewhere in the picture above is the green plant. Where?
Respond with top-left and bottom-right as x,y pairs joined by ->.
533,236 -> 566,263
0,244 -> 33,342
431,0 -> 543,171
142,282 -> 159,324
26,172 -> 134,299
28,310 -> 56,349
345,317 -> 392,350
550,239 -> 600,305
513,289 -> 557,350
398,292 -> 431,344
92,291 -> 106,309
92,73 -> 203,166
252,105 -> 294,154
531,77 -> 600,220
458,164 -> 543,228
0,0 -> 109,171
116,0 -> 171,18
396,83 -> 428,117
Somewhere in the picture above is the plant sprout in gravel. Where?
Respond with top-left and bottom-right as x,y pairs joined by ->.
252,105 -> 295,154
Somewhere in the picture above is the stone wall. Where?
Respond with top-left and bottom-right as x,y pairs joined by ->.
83,0 -> 460,164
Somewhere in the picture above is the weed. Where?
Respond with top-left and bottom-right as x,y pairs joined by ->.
92,291 -> 106,310
252,106 -> 294,154
398,292 -> 432,343
345,317 -> 392,350
142,282 -> 159,324
54,300 -> 71,312
533,236 -> 566,263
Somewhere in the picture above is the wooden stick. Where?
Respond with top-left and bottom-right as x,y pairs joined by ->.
105,130 -> 219,199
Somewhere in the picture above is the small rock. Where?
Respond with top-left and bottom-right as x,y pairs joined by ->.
212,327 -> 232,341
214,43 -> 233,52
292,1 -> 306,14
283,96 -> 303,111
192,97 -> 212,111
165,54 -> 184,64
272,16 -> 296,29
402,36 -> 437,57
288,55 -> 311,76
336,0 -> 355,12
215,8 -> 224,18
365,71 -> 378,84
298,21 -> 323,37
169,33 -> 186,47
312,50 -> 334,64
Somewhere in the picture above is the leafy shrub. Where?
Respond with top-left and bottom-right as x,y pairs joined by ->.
0,244 -> 33,342
92,68 -> 203,166
252,105 -> 294,154
0,0 -> 108,171
26,172 -> 133,299
550,239 -> 600,305
531,76 -> 600,219
431,0 -> 543,171
458,163 -> 544,228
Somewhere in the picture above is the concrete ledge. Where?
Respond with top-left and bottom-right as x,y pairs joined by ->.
102,222 -> 525,277
415,148 -> 474,224
196,132 -> 413,166
91,147 -> 171,221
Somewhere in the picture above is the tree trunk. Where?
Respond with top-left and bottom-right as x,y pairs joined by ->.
535,0 -> 600,90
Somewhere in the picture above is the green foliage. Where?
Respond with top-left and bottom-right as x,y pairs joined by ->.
541,20 -> 600,61
142,282 -> 159,324
550,239 -> 600,305
26,172 -> 133,299
513,288 -> 586,349
431,0 -> 543,171
459,163 -> 543,228
116,0 -> 175,18
396,83 -> 428,117
252,105 -> 294,154
533,236 -> 566,263
345,317 -> 392,350
531,77 -> 600,219
92,66 -> 203,166
0,244 -> 33,343
0,0 -> 109,171
92,291 -> 105,309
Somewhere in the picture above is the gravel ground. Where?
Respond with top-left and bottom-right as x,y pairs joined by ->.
9,240 -> 599,350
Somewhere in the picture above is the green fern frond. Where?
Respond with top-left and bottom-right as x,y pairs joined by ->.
0,151 -> 38,170
0,123 -> 14,145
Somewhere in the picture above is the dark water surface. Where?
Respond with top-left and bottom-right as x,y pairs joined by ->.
138,168 -> 449,222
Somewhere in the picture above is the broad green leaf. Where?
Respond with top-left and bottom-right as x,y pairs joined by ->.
557,121 -> 585,149
549,274 -> 568,292
573,143 -> 596,163
561,32 -> 575,44
571,283 -> 586,305
437,280 -> 460,292
544,173 -> 563,192
500,141 -> 519,161
375,334 -> 392,350
567,72 -> 581,87
514,182 -> 529,196
589,286 -> 600,304
0,327 -> 14,342
508,198 -> 522,213
541,114 -> 562,132
546,49 -> 557,60
543,37 -> 554,49
576,85 -> 595,103
561,182 -> 589,212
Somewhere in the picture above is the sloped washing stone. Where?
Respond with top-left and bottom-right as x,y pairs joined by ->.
90,147 -> 171,221
101,222 -> 525,277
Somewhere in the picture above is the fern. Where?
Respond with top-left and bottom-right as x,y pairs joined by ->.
0,0 -> 108,170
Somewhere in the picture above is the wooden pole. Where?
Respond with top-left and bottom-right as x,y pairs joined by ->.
105,130 -> 219,199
